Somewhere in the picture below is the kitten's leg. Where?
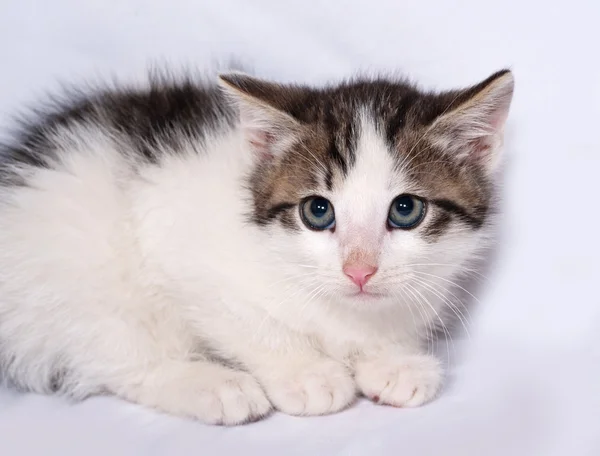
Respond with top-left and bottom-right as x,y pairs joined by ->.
231,338 -> 357,416
354,349 -> 443,407
64,322 -> 272,425
112,359 -> 272,425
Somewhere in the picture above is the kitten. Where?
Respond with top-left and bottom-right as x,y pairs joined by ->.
0,67 -> 513,425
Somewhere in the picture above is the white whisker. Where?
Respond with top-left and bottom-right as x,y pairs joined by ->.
410,275 -> 471,341
412,271 -> 481,304
405,282 -> 453,365
392,286 -> 431,356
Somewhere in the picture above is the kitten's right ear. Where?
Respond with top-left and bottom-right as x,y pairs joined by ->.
427,70 -> 514,175
218,73 -> 304,161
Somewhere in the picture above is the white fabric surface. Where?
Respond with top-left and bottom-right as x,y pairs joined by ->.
0,1 -> 599,454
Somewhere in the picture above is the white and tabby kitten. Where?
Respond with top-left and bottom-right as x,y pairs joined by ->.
0,68 -> 513,424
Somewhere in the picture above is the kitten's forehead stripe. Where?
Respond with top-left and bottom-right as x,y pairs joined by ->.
327,140 -> 348,176
324,166 -> 333,191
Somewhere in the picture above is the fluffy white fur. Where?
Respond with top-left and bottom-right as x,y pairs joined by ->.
0,73 -> 512,425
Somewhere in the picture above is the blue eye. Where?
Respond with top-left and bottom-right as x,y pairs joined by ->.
388,194 -> 426,229
300,196 -> 335,230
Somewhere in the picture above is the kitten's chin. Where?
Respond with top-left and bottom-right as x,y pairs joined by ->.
346,290 -> 387,302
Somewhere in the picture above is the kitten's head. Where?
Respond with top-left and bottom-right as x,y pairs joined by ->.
219,70 -> 513,306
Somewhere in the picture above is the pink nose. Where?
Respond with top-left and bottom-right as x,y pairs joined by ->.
343,263 -> 378,289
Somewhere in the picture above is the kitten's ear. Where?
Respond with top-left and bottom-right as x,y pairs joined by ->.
218,73 -> 304,161
428,70 -> 514,174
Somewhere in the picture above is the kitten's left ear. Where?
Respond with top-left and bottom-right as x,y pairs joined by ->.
428,69 -> 515,175
218,73 -> 305,161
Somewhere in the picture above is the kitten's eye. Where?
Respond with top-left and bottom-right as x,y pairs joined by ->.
388,194 -> 426,229
300,196 -> 335,231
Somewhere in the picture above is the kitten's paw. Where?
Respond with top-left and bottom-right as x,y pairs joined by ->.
261,360 -> 356,416
133,362 -> 272,425
355,354 -> 443,407
192,370 -> 272,425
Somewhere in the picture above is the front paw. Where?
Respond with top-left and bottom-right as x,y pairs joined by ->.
355,354 -> 443,407
260,360 -> 356,416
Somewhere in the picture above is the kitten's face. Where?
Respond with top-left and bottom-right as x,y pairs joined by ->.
287,120 -> 481,304
220,71 -> 513,305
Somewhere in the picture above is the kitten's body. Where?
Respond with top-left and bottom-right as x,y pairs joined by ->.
0,69 -> 513,424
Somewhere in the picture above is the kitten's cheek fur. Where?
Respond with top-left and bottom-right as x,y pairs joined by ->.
256,359 -> 357,416
355,354 -> 443,408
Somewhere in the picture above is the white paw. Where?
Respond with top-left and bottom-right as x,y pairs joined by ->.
136,363 -> 272,425
261,360 -> 356,416
192,370 -> 272,425
355,354 -> 443,407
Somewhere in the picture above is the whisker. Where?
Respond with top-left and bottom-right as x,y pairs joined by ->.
412,274 -> 474,323
403,263 -> 488,280
405,282 -> 454,365
296,283 -> 329,323
297,141 -> 329,177
266,271 -> 319,289
412,271 -> 481,304
393,286 -> 432,357
393,288 -> 419,339
252,276 -> 322,338
410,275 -> 471,341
